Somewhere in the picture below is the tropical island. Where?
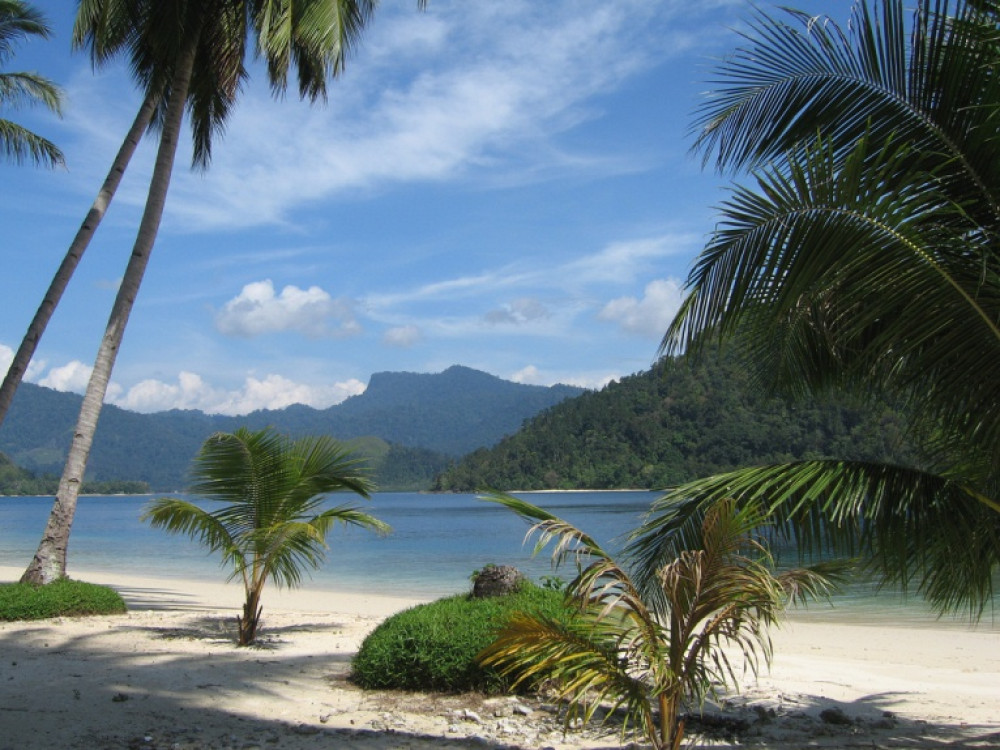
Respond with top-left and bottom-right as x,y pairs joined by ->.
1,1 -> 999,749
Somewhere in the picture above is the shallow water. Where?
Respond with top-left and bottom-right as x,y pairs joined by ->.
0,490 -> 993,629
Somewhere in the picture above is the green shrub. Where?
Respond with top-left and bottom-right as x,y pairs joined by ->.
0,579 -> 127,620
351,582 -> 572,694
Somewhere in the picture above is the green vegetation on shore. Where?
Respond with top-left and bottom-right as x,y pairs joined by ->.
0,578 -> 126,620
434,348 -> 914,491
0,452 -> 149,495
351,581 -> 570,694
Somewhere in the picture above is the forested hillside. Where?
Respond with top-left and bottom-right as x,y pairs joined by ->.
433,350 -> 915,491
0,453 -> 148,496
0,367 -> 579,491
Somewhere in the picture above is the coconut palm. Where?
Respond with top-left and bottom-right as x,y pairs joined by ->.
143,427 -> 388,646
0,0 -> 62,167
479,493 -> 841,750
22,0 -> 421,585
0,94 -> 156,431
651,0 -> 1000,615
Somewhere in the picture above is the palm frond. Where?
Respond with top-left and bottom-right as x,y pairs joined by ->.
141,497 -> 244,571
630,461 -> 999,616
0,118 -> 62,166
482,492 -> 608,566
693,0 -> 1000,218
667,129 -> 1000,469
479,610 -> 661,741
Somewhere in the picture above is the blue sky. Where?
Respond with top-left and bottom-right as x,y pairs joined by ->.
2,0 -> 830,416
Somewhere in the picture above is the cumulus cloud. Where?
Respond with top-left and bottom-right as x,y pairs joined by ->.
383,325 -> 422,347
114,371 -> 218,413
510,365 -> 544,385
111,371 -> 366,415
484,297 -> 551,326
216,280 -> 361,339
38,360 -> 94,393
599,278 -> 685,338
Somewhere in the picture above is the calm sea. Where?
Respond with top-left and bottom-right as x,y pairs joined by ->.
0,490 -> 993,628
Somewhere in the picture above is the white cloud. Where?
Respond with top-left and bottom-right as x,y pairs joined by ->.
111,371 -> 366,415
485,297 -> 551,326
599,278 -> 685,338
0,344 -> 50,384
38,360 -> 94,393
113,371 -> 217,413
383,325 -> 422,348
568,235 -> 697,285
207,374 -> 366,415
215,280 -> 361,339
510,365 -> 544,385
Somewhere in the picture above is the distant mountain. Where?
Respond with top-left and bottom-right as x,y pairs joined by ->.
0,367 -> 584,492
433,350 -> 917,492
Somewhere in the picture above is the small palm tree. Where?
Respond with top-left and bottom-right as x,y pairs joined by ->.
478,493 -> 841,750
0,0 -> 62,167
142,427 -> 389,646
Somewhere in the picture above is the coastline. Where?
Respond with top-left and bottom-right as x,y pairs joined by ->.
1,566 -> 998,749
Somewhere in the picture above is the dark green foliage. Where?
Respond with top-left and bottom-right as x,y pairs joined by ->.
351,583 -> 572,694
351,436 -> 454,491
0,452 -> 149,495
0,579 -> 127,620
434,349 -> 915,491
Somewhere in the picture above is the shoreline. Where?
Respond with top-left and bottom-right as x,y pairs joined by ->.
1,566 -> 999,749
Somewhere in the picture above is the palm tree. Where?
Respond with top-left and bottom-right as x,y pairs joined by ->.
143,427 -> 388,645
479,493 -> 840,750
0,0 -> 62,167
0,94 -> 157,430
21,0 -> 419,585
651,0 -> 1000,614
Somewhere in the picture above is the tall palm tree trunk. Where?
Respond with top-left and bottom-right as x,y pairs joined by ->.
0,93 -> 156,429
21,35 -> 198,585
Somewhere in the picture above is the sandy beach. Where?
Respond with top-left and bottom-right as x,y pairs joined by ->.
1,565 -> 998,749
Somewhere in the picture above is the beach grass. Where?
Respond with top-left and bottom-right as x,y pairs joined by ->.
0,578 -> 127,620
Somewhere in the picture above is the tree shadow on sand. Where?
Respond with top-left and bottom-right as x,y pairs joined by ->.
0,613 -> 996,750
0,613 -> 611,750
687,690 -> 1000,749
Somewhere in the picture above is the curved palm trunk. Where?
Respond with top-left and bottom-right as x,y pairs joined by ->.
0,94 -> 156,429
21,36 -> 198,585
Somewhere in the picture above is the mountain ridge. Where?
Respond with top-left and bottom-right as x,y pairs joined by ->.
0,366 -> 585,491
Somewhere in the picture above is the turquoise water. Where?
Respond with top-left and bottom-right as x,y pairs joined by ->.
0,491 -> 994,629
0,491 -> 652,597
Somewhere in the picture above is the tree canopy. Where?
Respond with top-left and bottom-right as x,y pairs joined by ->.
647,0 -> 1000,616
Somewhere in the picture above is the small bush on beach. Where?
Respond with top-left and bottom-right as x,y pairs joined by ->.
0,579 -> 126,620
351,582 -> 571,694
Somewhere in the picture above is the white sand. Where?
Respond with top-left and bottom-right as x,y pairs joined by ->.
1,565 -> 998,749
